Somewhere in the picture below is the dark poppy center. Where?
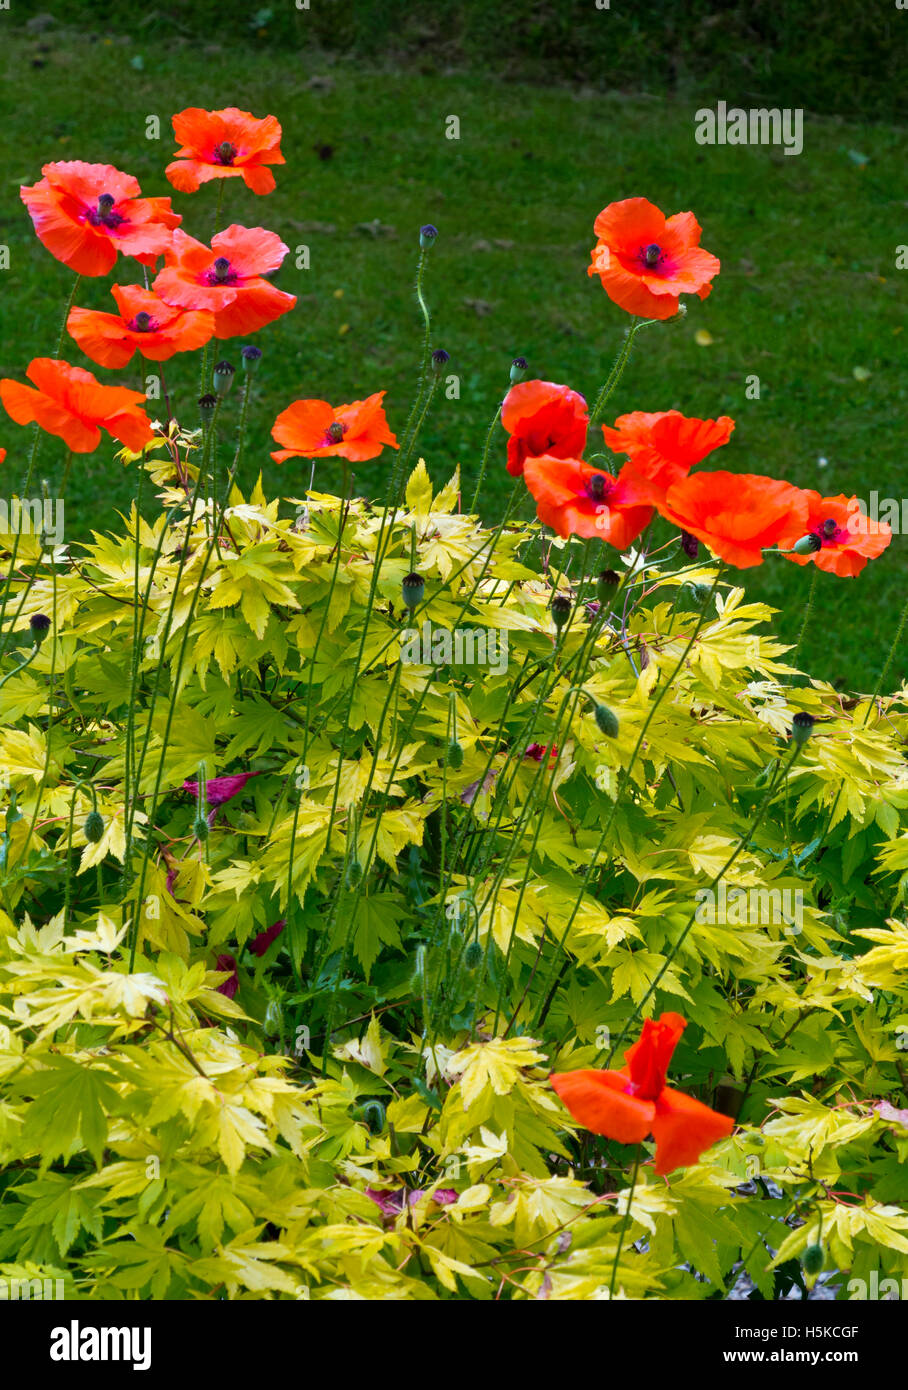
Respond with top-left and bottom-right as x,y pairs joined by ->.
214,141 -> 238,165
642,243 -> 662,268
129,311 -> 155,333
814,517 -> 845,546
87,192 -> 124,229
206,256 -> 238,285
585,472 -> 611,503
326,421 -> 347,443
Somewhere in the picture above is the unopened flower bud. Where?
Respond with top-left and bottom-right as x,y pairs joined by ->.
802,1243 -> 824,1276
84,810 -> 105,843
446,740 -> 464,770
596,570 -> 620,604
345,858 -> 364,889
551,594 -> 572,631
419,224 -> 438,249
510,356 -> 528,383
192,815 -> 210,842
791,712 -> 815,746
594,704 -> 619,738
464,941 -> 483,971
198,393 -> 217,427
402,572 -> 425,610
792,533 -> 822,556
241,345 -> 262,374
680,530 -> 699,559
263,999 -> 282,1039
29,613 -> 51,646
213,360 -> 235,396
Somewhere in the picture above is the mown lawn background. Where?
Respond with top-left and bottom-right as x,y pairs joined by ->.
0,13 -> 905,690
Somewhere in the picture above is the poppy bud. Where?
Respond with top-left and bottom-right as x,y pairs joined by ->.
29,613 -> 51,647
680,530 -> 699,559
446,740 -> 464,770
419,224 -> 438,249
791,533 -> 822,556
431,348 -> 450,372
402,572 -> 425,609
192,815 -> 210,842
791,712 -> 815,745
510,356 -> 528,383
198,393 -> 217,427
359,1100 -> 386,1133
802,1243 -> 824,1276
213,360 -> 235,396
263,999 -> 282,1039
682,582 -> 711,608
551,594 -> 572,631
596,569 -> 620,604
345,858 -> 363,888
241,345 -> 262,374
464,941 -> 483,970
84,810 -> 104,843
594,704 -> 619,738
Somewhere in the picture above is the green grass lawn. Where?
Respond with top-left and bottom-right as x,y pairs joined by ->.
1,22 -> 905,690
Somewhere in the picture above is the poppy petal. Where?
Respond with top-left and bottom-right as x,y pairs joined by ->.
650,1087 -> 735,1176
551,1069 -> 655,1144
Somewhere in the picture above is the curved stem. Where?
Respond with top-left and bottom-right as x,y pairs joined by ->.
608,1146 -> 642,1298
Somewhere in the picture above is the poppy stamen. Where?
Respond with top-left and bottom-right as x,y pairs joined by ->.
208,255 -> 236,285
586,472 -> 611,503
129,311 -> 154,333
214,141 -> 238,165
642,242 -> 663,268
327,421 -> 347,443
87,191 -> 124,229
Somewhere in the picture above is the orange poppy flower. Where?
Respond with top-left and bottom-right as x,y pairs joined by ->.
152,226 -> 296,339
782,491 -> 892,578
658,471 -> 809,570
551,1013 -> 734,1177
271,392 -> 398,464
67,285 -> 215,368
501,380 -> 589,478
602,410 -> 735,504
588,198 -> 720,320
523,454 -> 653,548
21,161 -> 180,278
166,107 -> 285,195
0,358 -> 154,454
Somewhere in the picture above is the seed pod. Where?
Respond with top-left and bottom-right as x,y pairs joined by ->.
83,810 -> 105,843
802,1243 -> 824,1275
198,393 -> 217,427
792,532 -> 822,556
213,360 -> 235,396
241,345 -> 263,374
594,704 -> 619,738
29,613 -> 51,647
596,570 -> 620,604
464,941 -> 483,970
419,224 -> 438,249
551,595 -> 572,631
509,356 -> 528,383
791,712 -> 815,746
192,815 -> 210,842
402,572 -> 425,610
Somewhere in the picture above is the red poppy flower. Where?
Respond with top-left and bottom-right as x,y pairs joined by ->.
166,107 -> 285,195
501,380 -> 589,478
523,455 -> 654,547
602,410 -> 735,504
0,449 -> 5,466
781,491 -> 892,578
153,226 -> 296,339
271,392 -> 398,464
551,1013 -> 734,1176
524,743 -> 558,763
182,771 -> 261,807
588,198 -> 720,320
0,358 -> 154,453
249,919 -> 286,957
67,284 -> 215,368
21,161 -> 180,277
658,471 -> 809,570
213,954 -> 239,999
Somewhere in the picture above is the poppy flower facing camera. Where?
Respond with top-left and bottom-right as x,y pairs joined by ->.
588,197 -> 720,319
166,107 -> 286,195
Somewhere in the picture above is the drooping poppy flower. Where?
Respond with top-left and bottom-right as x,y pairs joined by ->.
0,358 -> 154,453
213,953 -> 239,999
551,1013 -> 734,1177
588,198 -> 720,320
781,491 -> 892,578
270,392 -> 398,464
658,471 -> 809,570
524,743 -> 558,763
166,107 -> 285,195
20,161 -> 180,277
67,284 -> 215,368
523,454 -> 654,548
182,771 -> 261,807
501,380 -> 589,478
152,226 -> 296,339
0,449 -> 5,466
602,410 -> 735,504
248,919 -> 286,957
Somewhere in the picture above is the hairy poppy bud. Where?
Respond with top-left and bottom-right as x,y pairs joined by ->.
802,1243 -> 823,1276
198,393 -> 217,426
345,858 -> 363,888
446,740 -> 464,770
419,224 -> 438,249
683,581 -> 711,608
402,572 -> 425,610
594,704 -> 619,738
241,345 -> 262,374
359,1100 -> 386,1133
791,712 -> 815,746
791,533 -> 822,556
680,530 -> 699,559
431,348 -> 450,372
510,356 -> 528,383
263,999 -> 282,1039
192,815 -> 210,842
596,569 -> 620,604
84,810 -> 104,843
464,941 -> 483,970
551,594 -> 572,631
213,360 -> 235,396
29,613 -> 51,647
